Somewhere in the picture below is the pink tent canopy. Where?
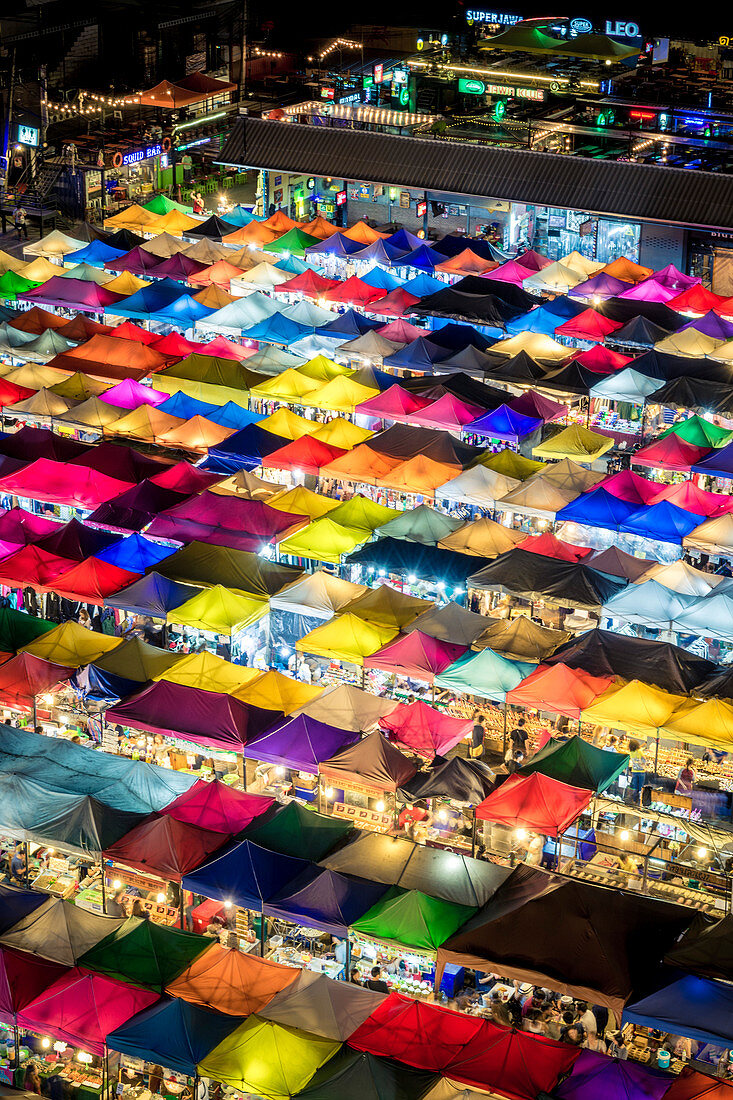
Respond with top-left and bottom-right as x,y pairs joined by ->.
199,335 -> 255,361
506,663 -> 612,719
356,385 -> 432,422
0,459 -> 134,508
487,260 -> 531,284
570,345 -> 632,371
648,479 -> 733,517
475,772 -> 593,833
377,319 -> 424,342
651,264 -> 699,292
412,394 -> 484,431
160,779 -> 274,833
595,469 -> 657,504
364,630 -> 467,684
515,249 -> 552,272
379,699 -> 472,759
17,967 -> 158,1055
509,391 -> 567,422
618,279 -> 679,303
102,379 -> 168,409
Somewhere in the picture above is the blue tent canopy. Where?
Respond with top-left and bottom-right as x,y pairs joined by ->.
182,838 -> 309,910
556,488 -> 639,531
97,534 -> 178,573
206,402 -> 264,431
386,228 -> 424,253
107,997 -> 241,1076
105,571 -> 199,618
226,205 -> 262,226
243,313 -> 313,346
541,296 -> 585,319
275,254 -> 310,275
620,501 -> 704,544
264,867 -> 388,937
360,266 -> 402,293
202,424 -> 287,474
157,393 -> 218,420
624,975 -> 733,1047
399,244 -> 443,272
692,440 -> 733,479
316,310 -> 381,339
352,240 -> 405,265
468,404 -> 542,442
65,239 -> 125,266
0,882 -> 48,933
305,233 -> 362,258
384,337 -> 450,369
401,273 -> 444,297
114,279 -> 188,318
71,665 -> 142,705
153,294 -> 213,327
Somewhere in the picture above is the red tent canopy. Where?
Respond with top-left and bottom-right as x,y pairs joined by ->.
369,288 -> 421,317
475,772 -> 593,832
138,80 -> 205,108
506,663 -> 612,719
571,345 -> 632,371
668,284 -> 728,314
160,780 -> 274,833
377,319 -> 424,342
664,1067 -> 733,1100
0,946 -> 68,1024
17,967 -> 158,1055
104,814 -> 228,882
51,557 -> 141,606
349,992 -> 484,1072
111,321 -> 159,345
446,1017 -> 580,1100
149,332 -> 200,357
11,307 -> 70,334
0,653 -> 74,705
273,270 -> 338,296
632,435 -> 710,472
0,380 -> 34,408
149,461 -> 220,493
515,533 -> 592,562
263,436 -> 347,475
0,545 -> 76,590
198,335 -> 254,361
364,631 -> 466,684
555,309 -> 622,341
0,459 -> 134,508
324,276 -> 386,306
648,480 -> 733,517
379,699 -> 472,759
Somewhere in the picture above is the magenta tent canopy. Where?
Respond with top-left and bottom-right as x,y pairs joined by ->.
569,273 -> 630,300
146,492 -> 302,551
0,459 -> 134,509
161,779 -> 274,833
356,385 -> 433,422
106,680 -> 283,751
103,379 -> 168,409
105,246 -> 162,276
21,277 -> 124,313
487,260 -> 531,284
17,967 -> 158,1055
652,264 -> 700,291
618,278 -> 679,303
364,630 -> 467,684
555,1048 -> 671,1100
379,699 -> 472,759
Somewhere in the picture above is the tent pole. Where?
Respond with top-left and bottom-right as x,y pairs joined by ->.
23,843 -> 29,888
471,811 -> 477,859
502,703 -> 507,758
259,912 -> 266,957
194,1074 -> 199,1100
180,886 -> 185,929
32,695 -> 38,730
654,732 -> 660,779
100,861 -> 106,913
344,938 -> 351,982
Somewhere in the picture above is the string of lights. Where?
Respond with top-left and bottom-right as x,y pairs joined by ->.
309,38 -> 362,62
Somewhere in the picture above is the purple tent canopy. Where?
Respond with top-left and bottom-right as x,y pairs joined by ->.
102,379 -> 168,409
106,680 -> 282,751
149,254 -> 209,281
652,264 -> 701,291
570,273 -> 631,301
87,480 -> 189,532
21,277 -> 123,312
243,714 -> 358,771
681,310 -> 733,339
555,1049 -> 670,1100
467,403 -> 543,442
351,240 -> 406,265
618,279 -> 679,303
692,439 -> 733,478
305,233 -> 362,258
105,246 -> 162,276
264,867 -> 388,937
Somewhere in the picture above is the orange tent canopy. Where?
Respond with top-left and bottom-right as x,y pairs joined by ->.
301,216 -> 338,240
436,250 -> 497,275
342,222 -> 389,244
379,455 -> 461,495
160,415 -> 235,452
321,445 -> 402,486
223,222 -> 280,246
166,943 -> 299,1015
262,211 -> 297,233
139,80 -> 204,108
602,256 -> 653,283
506,663 -> 613,719
189,260 -> 245,290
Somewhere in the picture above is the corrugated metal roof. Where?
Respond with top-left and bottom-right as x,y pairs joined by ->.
219,116 -> 733,231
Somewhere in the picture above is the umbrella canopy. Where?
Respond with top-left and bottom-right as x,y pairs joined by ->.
167,943 -> 298,1015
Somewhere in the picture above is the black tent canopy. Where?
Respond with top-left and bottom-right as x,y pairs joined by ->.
348,538 -> 489,588
400,757 -> 496,805
468,549 -> 627,610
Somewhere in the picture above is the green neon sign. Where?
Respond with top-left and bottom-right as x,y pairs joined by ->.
458,78 -> 486,95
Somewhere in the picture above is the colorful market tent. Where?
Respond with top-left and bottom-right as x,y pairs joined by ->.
107,997 -> 241,1076
532,424 -> 613,462
475,617 -> 570,663
167,943 -> 298,1015
400,757 -> 496,805
0,896 -> 123,964
16,967 -> 158,1055
295,683 -> 399,733
162,780 -> 272,834
258,972 -> 384,1041
0,945 -> 67,1024
244,800 -> 353,860
403,602 -> 489,647
554,1048 -> 671,1100
182,837 -> 310,912
506,663 -> 612,718
242,714 -> 357,773
377,505 -> 463,546
364,631 -> 466,684
265,866 -> 388,937
475,773 -> 593,832
624,977 -> 733,1047
517,735 -> 628,793
78,915 -> 210,991
352,887 -> 476,955
297,613 -> 397,665
103,813 -> 228,881
319,730 -> 417,792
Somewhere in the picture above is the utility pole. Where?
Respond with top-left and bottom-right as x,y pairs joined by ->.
2,47 -> 17,183
238,0 -> 248,104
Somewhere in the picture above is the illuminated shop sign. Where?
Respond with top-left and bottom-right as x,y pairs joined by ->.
458,77 -> 545,101
465,10 -> 522,23
122,143 -> 162,166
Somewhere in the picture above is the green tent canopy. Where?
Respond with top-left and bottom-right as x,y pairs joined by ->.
198,1017 -> 340,1099
659,414 -> 733,450
78,914 -> 213,992
376,505 -> 463,546
243,800 -> 353,861
87,636 -> 182,682
267,228 -> 321,257
516,734 -> 629,793
142,194 -> 193,215
352,886 -> 476,956
0,606 -> 55,653
0,271 -> 41,300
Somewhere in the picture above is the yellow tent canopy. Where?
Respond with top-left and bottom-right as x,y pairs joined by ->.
302,375 -> 379,413
279,517 -> 369,564
297,356 -> 352,382
327,494 -> 398,532
22,257 -> 63,283
310,419 -> 374,450
477,448 -> 546,481
258,408 -> 320,441
0,250 -> 28,275
269,486 -> 340,520
379,455 -> 461,496
342,583 -> 433,629
168,585 -> 268,635
156,650 -> 260,693
251,369 -> 321,404
105,405 -> 186,444
22,621 -> 121,666
198,1018 -> 339,1100
492,332 -> 569,360
582,680 -> 685,735
438,517 -> 525,558
194,284 -> 236,310
211,469 -> 285,500
159,415 -> 235,453
105,204 -> 158,230
296,613 -> 398,665
147,209 -> 201,234
533,425 -> 613,462
5,388 -> 76,419
664,698 -> 733,748
655,329 -> 724,358
103,271 -> 151,296
57,396 -> 123,432
2,363 -> 71,389
48,373 -> 111,401
561,251 -> 605,277
235,670 -> 324,715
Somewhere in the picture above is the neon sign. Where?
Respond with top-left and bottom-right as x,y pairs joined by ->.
122,143 -> 162,166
